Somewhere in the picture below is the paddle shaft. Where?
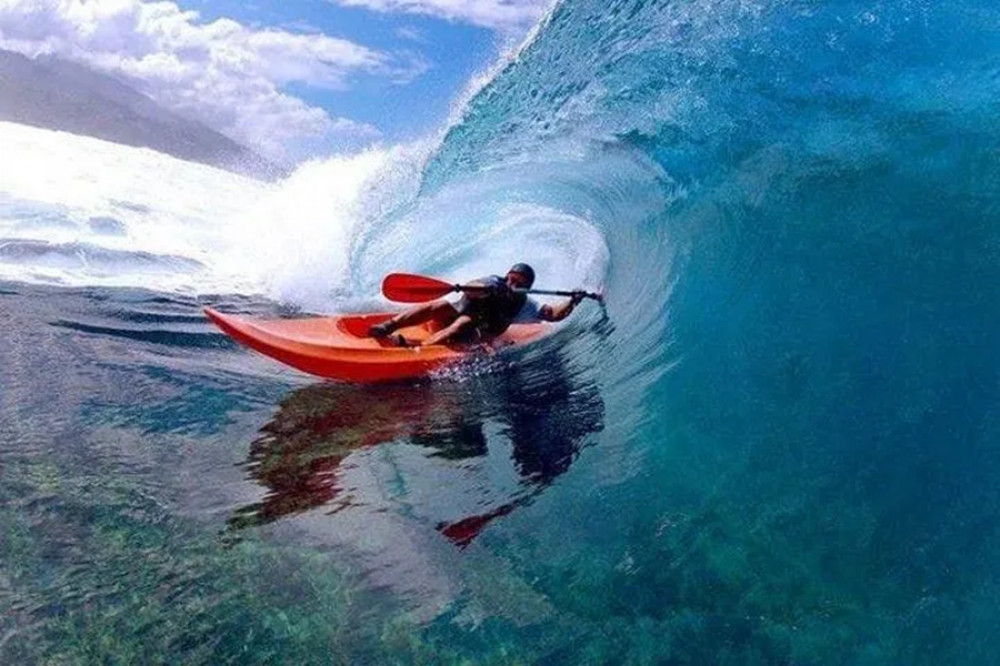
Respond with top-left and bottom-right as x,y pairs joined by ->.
381,273 -> 602,303
459,285 -> 601,301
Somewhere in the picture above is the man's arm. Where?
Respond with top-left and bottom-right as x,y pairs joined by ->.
539,292 -> 585,322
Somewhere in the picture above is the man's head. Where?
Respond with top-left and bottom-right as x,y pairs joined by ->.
506,263 -> 536,289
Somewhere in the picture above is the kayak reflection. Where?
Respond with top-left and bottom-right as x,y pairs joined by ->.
228,351 -> 604,547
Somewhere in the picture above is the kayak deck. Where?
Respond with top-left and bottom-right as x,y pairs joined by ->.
204,307 -> 548,382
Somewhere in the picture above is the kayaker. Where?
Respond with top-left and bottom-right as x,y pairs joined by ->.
369,263 -> 586,347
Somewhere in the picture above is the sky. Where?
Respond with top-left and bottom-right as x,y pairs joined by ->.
0,0 -> 553,164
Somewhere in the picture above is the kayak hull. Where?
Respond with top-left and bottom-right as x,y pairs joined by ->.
204,307 -> 549,382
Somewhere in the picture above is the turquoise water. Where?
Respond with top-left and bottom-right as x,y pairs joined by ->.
4,0 -> 1000,662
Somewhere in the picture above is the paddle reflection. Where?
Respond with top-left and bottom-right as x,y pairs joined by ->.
228,352 -> 604,547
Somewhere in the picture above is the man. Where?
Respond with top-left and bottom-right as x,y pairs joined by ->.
369,263 -> 586,347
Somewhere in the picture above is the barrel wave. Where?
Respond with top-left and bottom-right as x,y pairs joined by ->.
352,0 -> 1000,660
2,0 -> 1000,663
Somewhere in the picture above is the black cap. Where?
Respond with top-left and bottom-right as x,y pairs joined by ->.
508,262 -> 535,287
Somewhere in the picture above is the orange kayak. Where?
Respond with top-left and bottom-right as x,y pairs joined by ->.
204,307 -> 550,382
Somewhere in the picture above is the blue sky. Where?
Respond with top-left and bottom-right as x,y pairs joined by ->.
0,0 -> 550,162
193,0 -> 505,142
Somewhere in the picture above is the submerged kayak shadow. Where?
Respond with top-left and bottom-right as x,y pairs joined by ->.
227,345 -> 604,548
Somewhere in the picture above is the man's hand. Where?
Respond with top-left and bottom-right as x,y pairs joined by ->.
540,292 -> 586,322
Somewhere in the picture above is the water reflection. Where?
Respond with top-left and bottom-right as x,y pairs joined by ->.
229,350 -> 604,547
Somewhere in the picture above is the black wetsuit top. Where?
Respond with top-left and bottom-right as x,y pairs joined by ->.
455,275 -> 527,337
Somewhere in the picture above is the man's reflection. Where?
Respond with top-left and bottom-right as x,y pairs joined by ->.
229,347 -> 604,547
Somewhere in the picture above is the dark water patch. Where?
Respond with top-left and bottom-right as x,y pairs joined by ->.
58,285 -> 262,312
49,318 -> 231,349
109,308 -> 217,325
87,216 -> 126,236
110,199 -> 151,214
0,239 -> 204,274
1,281 -> 280,346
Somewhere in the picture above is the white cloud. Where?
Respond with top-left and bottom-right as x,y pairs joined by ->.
0,0 -> 423,162
395,25 -> 427,44
332,0 -> 551,32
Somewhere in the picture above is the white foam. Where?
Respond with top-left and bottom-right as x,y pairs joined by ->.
0,122 -> 431,301
0,109 -> 609,307
213,145 -> 427,310
0,121 -> 270,293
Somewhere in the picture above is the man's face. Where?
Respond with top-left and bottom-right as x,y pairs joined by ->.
506,271 -> 532,290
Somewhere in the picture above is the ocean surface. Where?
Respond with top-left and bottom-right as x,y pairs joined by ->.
3,0 -> 1000,663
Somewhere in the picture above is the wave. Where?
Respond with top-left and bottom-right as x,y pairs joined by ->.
4,0 -> 997,404
407,1 -> 999,660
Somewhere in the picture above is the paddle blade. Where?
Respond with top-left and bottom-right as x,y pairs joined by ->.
382,273 -> 455,303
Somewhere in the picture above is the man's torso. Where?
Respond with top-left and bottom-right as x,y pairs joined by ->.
455,275 -> 540,337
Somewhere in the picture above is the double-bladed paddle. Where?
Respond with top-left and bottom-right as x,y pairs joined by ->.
382,272 -> 603,304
